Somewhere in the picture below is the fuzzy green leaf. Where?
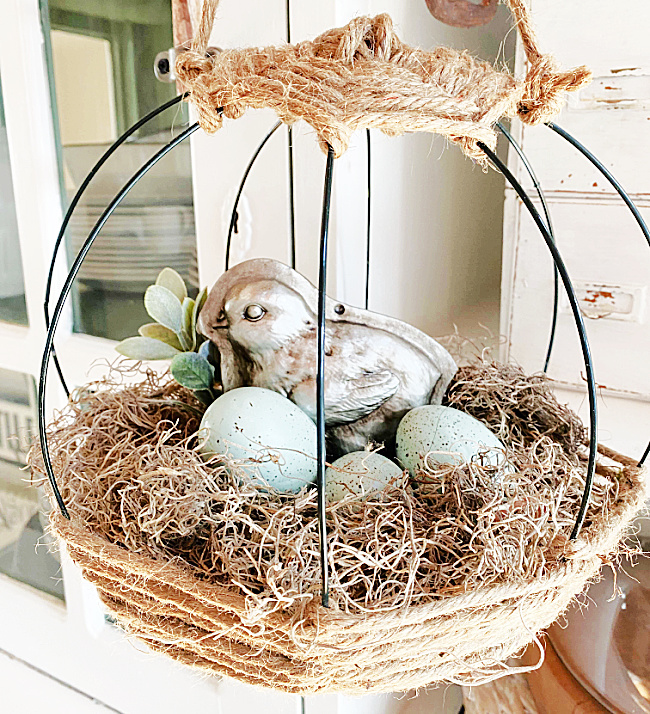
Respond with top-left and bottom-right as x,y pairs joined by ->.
144,285 -> 183,333
116,336 -> 181,360
192,286 -> 208,334
171,352 -> 215,391
138,323 -> 184,350
155,267 -> 187,302
180,297 -> 196,351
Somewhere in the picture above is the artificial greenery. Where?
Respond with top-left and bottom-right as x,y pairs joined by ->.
116,268 -> 216,404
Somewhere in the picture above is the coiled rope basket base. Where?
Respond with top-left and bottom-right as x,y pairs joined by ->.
34,360 -> 647,695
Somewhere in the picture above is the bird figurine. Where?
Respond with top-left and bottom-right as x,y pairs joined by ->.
197,259 -> 457,456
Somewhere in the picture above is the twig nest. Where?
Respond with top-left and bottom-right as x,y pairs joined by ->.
325,451 -> 403,502
396,405 -> 510,476
198,386 -> 317,493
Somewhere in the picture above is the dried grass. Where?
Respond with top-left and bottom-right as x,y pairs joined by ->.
32,359 -> 628,622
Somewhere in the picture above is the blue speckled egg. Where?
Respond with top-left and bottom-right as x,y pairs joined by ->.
325,451 -> 403,502
396,405 -> 508,476
199,387 -> 317,493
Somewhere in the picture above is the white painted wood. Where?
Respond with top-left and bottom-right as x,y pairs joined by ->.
304,686 -> 463,714
506,197 -> 650,397
501,0 -> 650,511
0,647 -> 115,714
529,0 -> 650,78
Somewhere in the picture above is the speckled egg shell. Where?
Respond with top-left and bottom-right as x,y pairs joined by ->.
396,405 -> 508,476
325,451 -> 403,502
199,387 -> 317,493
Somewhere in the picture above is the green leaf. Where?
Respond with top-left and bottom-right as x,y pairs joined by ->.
180,297 -> 196,352
116,336 -> 181,360
192,286 -> 208,335
171,352 -> 215,391
138,323 -> 184,350
144,285 -> 183,333
155,267 -> 187,302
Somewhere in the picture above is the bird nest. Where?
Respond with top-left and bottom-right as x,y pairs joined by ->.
31,357 -> 646,694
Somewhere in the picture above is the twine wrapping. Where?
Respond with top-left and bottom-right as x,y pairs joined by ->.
48,448 -> 644,694
175,0 -> 591,161
32,359 -> 647,694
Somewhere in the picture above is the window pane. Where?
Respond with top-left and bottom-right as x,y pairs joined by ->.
0,368 -> 64,601
43,0 -> 196,341
0,73 -> 28,326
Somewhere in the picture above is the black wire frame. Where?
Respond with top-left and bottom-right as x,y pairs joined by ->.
44,93 -> 189,396
497,122 -> 559,373
478,141 -> 598,540
38,98 -> 647,594
39,121 -> 201,519
546,122 -> 650,468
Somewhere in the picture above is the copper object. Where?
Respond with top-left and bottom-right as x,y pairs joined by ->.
425,0 -> 499,28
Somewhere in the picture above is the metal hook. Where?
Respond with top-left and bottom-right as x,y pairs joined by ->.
225,121 -> 283,271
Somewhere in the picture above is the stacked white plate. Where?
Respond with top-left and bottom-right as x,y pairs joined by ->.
67,203 -> 198,292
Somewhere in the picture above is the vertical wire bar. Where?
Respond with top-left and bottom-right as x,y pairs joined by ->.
285,0 -> 297,270
225,121 -> 283,271
317,147 -> 335,607
365,129 -> 372,310
288,126 -> 297,269
39,123 -> 200,519
547,122 -> 650,467
497,122 -> 559,372
44,93 -> 188,395
479,141 -> 597,541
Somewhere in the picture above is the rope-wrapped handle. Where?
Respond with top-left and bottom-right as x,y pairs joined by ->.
506,0 -> 591,123
176,0 -> 591,158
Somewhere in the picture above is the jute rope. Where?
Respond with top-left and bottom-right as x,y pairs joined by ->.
175,0 -> 591,161
48,446 -> 645,694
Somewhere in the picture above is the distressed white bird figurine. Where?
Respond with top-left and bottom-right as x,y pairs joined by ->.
198,259 -> 457,456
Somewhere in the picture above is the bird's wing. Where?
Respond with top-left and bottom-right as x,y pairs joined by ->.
290,370 -> 399,425
323,369 -> 400,425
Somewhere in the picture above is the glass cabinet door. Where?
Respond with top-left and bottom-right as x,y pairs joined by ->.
41,0 -> 196,341
0,75 -> 27,326
0,367 -> 64,601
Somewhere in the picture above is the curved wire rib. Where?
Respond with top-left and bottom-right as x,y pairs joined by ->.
44,93 -> 189,396
365,129 -> 372,311
288,125 -> 297,269
497,122 -> 559,372
547,122 -> 650,467
317,147 -> 335,607
39,122 -> 201,519
225,121 -> 283,271
479,141 -> 597,541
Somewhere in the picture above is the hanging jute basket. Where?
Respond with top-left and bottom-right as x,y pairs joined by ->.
33,0 -> 648,696
34,358 -> 646,694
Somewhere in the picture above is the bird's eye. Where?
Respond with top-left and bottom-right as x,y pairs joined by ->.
244,304 -> 266,321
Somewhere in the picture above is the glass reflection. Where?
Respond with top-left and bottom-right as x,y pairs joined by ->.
0,367 -> 64,600
43,0 -> 196,341
0,73 -> 28,326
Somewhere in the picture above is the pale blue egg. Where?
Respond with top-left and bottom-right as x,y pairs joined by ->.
325,451 -> 403,502
199,387 -> 317,493
396,405 -> 509,476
